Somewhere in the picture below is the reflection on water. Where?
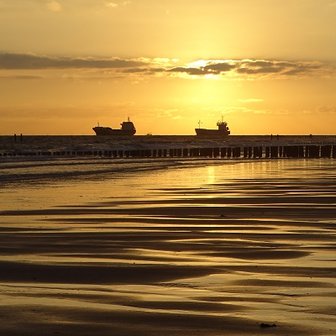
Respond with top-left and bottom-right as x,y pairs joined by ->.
0,158 -> 336,335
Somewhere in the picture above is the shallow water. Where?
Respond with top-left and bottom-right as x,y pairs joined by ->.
0,158 -> 335,335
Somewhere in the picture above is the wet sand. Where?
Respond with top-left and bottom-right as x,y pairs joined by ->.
0,158 -> 336,335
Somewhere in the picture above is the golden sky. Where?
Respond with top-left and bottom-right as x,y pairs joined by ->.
0,0 -> 336,135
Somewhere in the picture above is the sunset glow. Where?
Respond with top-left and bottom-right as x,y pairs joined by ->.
0,0 -> 335,135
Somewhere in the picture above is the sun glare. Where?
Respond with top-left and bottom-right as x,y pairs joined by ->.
204,73 -> 220,80
187,60 -> 209,68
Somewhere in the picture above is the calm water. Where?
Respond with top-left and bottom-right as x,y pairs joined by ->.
0,158 -> 335,335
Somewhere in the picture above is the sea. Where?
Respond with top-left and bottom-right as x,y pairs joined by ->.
1,134 -> 336,154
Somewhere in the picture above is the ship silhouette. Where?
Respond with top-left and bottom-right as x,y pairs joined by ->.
93,118 -> 136,136
195,120 -> 230,138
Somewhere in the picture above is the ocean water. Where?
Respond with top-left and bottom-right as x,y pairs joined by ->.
0,157 -> 335,335
1,134 -> 336,154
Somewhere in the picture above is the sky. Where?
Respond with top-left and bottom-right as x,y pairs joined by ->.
0,0 -> 336,135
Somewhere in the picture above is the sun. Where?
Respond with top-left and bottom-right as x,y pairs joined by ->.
187,59 -> 209,69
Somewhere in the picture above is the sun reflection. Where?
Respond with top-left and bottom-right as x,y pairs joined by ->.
207,166 -> 216,185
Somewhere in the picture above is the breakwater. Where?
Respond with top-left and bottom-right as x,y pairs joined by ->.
1,135 -> 336,159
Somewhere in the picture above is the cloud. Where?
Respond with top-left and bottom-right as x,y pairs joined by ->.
0,53 -> 146,69
167,66 -> 206,76
168,61 -> 235,76
237,60 -> 282,74
0,52 -> 332,80
168,59 -> 327,78
236,60 -> 322,76
203,62 -> 236,73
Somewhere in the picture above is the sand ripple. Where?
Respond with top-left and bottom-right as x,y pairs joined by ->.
0,159 -> 335,335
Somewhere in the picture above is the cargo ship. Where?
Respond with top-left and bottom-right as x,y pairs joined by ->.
93,119 -> 136,136
195,120 -> 230,138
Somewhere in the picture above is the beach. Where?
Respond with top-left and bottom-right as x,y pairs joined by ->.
0,157 -> 336,335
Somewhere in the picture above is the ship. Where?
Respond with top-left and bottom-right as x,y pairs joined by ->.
93,118 -> 136,136
195,120 -> 230,138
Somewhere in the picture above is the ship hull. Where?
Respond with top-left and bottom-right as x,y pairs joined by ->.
93,127 -> 136,136
195,128 -> 230,138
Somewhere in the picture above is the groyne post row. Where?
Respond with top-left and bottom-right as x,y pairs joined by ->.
1,145 -> 336,159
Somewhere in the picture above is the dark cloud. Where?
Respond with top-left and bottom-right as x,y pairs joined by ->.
236,59 -> 323,76
237,66 -> 282,74
168,66 -> 206,75
167,59 -> 325,77
0,53 -> 146,69
168,61 -> 236,75
203,62 -> 235,73
237,60 -> 282,74
168,62 -> 235,75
